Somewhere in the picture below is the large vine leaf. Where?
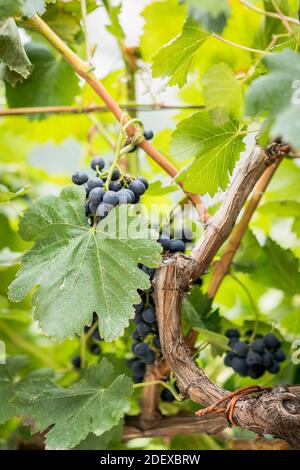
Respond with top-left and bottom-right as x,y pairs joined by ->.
0,18 -> 33,86
12,358 -> 132,450
152,18 -> 209,88
5,42 -> 80,109
246,49 -> 300,152
171,112 -> 245,196
8,186 -> 162,341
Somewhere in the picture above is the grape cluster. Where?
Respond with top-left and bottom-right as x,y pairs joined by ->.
71,313 -> 101,369
71,157 -> 149,223
127,235 -> 190,388
224,329 -> 286,379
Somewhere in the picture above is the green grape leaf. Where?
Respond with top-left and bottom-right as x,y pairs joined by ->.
8,186 -> 162,341
203,63 -> 243,124
0,355 -> 29,425
146,181 -> 178,196
0,248 -> 22,270
0,184 -> 29,203
246,49 -> 300,151
182,286 -> 213,329
5,42 -> 80,110
105,3 -> 125,39
140,0 -> 186,61
171,112 -> 245,196
197,328 -> 229,355
255,238 -> 300,296
12,358 -> 132,450
0,18 -> 33,86
234,230 -> 263,274
0,0 -> 23,17
152,18 -> 209,88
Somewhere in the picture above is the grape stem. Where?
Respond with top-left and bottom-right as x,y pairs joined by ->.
133,379 -> 183,401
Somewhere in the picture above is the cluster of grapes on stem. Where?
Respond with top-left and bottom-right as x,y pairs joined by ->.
224,329 -> 286,379
128,232 -> 195,402
70,124 -> 154,368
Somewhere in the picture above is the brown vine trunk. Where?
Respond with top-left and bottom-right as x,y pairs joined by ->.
154,144 -> 300,449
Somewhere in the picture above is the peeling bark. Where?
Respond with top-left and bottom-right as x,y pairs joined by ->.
154,144 -> 300,448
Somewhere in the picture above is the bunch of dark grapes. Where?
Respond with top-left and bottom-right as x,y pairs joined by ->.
127,235 -> 190,399
71,156 -> 149,223
71,313 -> 102,369
224,329 -> 286,379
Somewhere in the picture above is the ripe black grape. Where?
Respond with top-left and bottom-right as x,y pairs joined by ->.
251,339 -> 265,354
87,177 -> 104,191
231,357 -> 247,376
91,156 -> 105,171
268,361 -> 280,374
71,355 -> 81,369
160,388 -> 175,402
274,349 -> 286,363
144,130 -> 154,141
232,341 -> 248,357
142,307 -> 156,324
103,191 -> 119,207
111,168 -> 121,180
109,181 -> 122,192
72,171 -> 89,185
136,320 -> 152,337
168,239 -> 185,253
137,176 -> 149,189
225,329 -> 240,339
133,342 -> 150,358
263,333 -> 281,351
129,180 -> 146,196
246,351 -> 262,367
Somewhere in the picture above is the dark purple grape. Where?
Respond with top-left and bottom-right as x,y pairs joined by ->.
142,307 -> 156,324
263,333 -> 281,351
248,366 -> 264,379
129,180 -> 146,196
224,351 -> 235,367
131,360 -> 146,377
160,388 -> 175,402
71,355 -> 81,369
268,361 -> 280,374
111,168 -> 121,180
251,339 -> 265,354
168,239 -> 185,253
118,188 -> 135,204
133,342 -> 150,358
262,351 -> 274,368
246,351 -> 262,367
72,171 -> 89,185
103,191 -> 119,207
233,341 -> 249,357
274,349 -> 286,363
87,177 -> 104,191
231,356 -> 247,376
144,130 -> 154,141
89,343 -> 100,355
137,176 -> 149,189
225,329 -> 240,339
131,329 -> 141,341
136,321 -> 152,337
142,350 -> 156,364
109,181 -> 122,192
91,156 -> 105,171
